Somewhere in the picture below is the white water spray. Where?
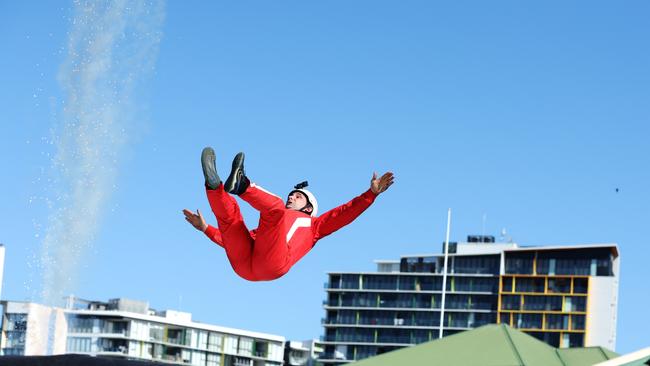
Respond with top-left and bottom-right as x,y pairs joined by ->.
39,0 -> 164,306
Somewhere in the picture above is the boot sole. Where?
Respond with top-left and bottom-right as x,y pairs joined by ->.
224,152 -> 245,194
201,147 -> 221,189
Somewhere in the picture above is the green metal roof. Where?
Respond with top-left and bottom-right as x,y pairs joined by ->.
348,324 -> 618,366
557,347 -> 621,366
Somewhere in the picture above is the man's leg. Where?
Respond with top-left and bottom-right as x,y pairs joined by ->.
205,187 -> 257,280
239,184 -> 291,277
223,152 -> 291,279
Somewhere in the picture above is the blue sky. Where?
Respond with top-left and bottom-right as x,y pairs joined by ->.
1,0 -> 649,354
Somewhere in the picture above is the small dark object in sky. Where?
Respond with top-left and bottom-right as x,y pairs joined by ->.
616,188 -> 619,193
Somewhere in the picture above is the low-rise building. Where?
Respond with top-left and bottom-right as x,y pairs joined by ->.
1,297 -> 285,366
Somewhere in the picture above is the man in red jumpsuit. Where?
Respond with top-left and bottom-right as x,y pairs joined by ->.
183,147 -> 394,281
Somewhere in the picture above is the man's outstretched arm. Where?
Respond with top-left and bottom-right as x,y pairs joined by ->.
182,208 -> 224,246
314,172 -> 394,240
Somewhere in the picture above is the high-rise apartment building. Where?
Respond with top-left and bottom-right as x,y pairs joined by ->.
318,236 -> 619,364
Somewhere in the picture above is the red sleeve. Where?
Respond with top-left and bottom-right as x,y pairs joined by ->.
203,225 -> 224,248
313,189 -> 378,241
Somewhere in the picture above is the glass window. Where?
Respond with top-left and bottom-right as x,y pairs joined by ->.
515,313 -> 542,329
68,316 -> 94,333
414,294 -> 432,308
329,274 -> 341,289
452,255 -> 500,274
569,333 -> 584,347
149,324 -> 164,342
208,332 -> 222,352
352,293 -> 376,307
505,253 -> 534,274
66,337 -> 91,352
377,328 -> 410,344
207,354 -> 220,366
502,277 -> 513,292
398,276 -> 415,290
396,293 -> 414,308
515,278 -> 545,293
400,257 -> 437,273
197,331 -> 208,350
354,345 -> 377,360
379,293 -> 397,308
573,278 -> 588,293
546,314 -> 569,330
238,337 -> 253,357
500,313 -> 511,326
341,274 -> 360,289
501,295 -> 520,310
338,310 -> 357,324
565,296 -> 586,312
572,314 -> 586,330
412,329 -> 431,344
548,278 -> 571,293
596,256 -> 612,276
6,314 -> 28,331
413,311 -> 439,326
363,275 -> 397,290
418,276 -> 442,291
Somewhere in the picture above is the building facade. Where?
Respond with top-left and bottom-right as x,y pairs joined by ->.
0,297 -> 286,366
284,339 -> 324,366
318,236 -> 619,364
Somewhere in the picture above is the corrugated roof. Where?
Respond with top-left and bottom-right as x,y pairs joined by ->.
594,347 -> 650,366
348,324 -> 618,366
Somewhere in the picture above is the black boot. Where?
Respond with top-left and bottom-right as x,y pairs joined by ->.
201,147 -> 221,190
224,152 -> 250,195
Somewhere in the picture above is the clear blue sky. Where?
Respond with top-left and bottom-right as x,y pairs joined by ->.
1,0 -> 649,354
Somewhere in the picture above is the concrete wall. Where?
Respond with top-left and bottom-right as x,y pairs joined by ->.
13,303 -> 68,355
587,276 -> 619,350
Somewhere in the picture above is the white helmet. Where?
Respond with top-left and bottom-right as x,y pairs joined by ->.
290,181 -> 318,217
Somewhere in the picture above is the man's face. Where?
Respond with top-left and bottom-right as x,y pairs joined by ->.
286,191 -> 311,213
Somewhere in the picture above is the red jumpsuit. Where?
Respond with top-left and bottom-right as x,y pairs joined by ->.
203,183 -> 378,281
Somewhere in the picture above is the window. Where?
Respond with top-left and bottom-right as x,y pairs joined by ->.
515,313 -> 542,329
6,314 -> 27,331
238,337 -> 253,357
363,275 -> 397,290
398,276 -> 415,290
501,277 -> 513,292
500,313 -> 511,326
341,274 -> 359,289
571,315 -> 586,330
208,332 -> 222,352
67,337 -> 91,353
546,314 -> 569,330
548,278 -> 571,293
329,275 -> 341,289
419,276 -> 442,291
501,295 -> 520,310
523,295 -> 562,311
198,331 -> 208,350
573,278 -> 588,293
569,333 -> 584,347
207,354 -> 220,366
452,255 -> 499,274
505,253 -> 534,274
400,257 -> 437,273
68,316 -> 93,333
515,278 -> 545,293
414,311 -> 439,326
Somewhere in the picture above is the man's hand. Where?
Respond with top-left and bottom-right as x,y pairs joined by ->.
183,209 -> 208,232
370,172 -> 395,194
